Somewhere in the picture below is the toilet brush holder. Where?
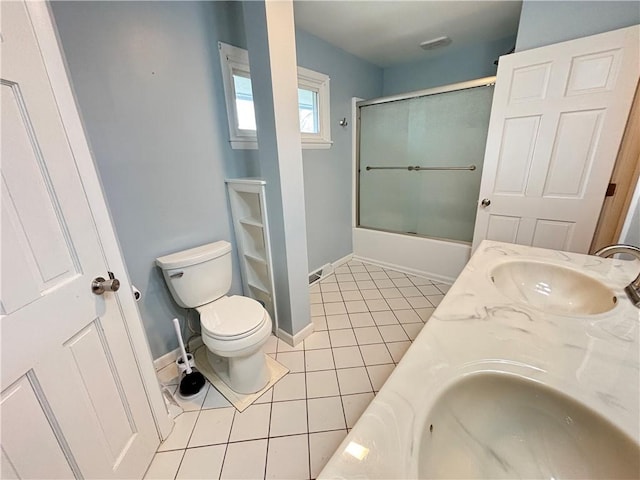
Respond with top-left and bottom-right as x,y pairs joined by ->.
176,353 -> 195,374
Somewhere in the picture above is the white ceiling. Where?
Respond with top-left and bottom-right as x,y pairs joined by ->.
293,1 -> 523,67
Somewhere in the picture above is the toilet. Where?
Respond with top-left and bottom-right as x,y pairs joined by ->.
156,241 -> 272,394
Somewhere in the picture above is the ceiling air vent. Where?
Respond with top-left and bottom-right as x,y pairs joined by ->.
420,36 -> 452,51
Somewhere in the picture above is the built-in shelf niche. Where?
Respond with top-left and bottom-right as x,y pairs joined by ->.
226,178 -> 277,331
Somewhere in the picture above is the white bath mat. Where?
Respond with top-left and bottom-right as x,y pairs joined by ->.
193,346 -> 288,412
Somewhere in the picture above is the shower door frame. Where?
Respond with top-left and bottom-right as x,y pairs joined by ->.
355,76 -> 496,243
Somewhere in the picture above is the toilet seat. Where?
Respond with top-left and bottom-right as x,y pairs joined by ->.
197,295 -> 267,340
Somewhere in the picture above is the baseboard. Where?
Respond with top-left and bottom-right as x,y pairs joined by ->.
277,322 -> 315,347
309,253 -> 354,285
332,253 -> 353,269
352,254 -> 457,284
153,336 -> 204,371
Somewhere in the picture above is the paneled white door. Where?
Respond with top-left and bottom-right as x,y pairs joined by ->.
1,2 -> 158,478
472,26 -> 639,253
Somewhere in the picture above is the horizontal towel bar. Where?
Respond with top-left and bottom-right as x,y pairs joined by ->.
365,165 -> 476,172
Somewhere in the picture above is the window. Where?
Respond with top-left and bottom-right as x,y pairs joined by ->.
219,42 -> 331,150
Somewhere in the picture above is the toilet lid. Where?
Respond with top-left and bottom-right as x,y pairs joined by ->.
197,295 -> 266,340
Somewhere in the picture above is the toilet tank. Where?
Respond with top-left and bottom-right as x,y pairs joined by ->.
156,241 -> 232,308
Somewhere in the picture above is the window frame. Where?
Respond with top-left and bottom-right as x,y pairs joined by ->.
219,42 -> 332,150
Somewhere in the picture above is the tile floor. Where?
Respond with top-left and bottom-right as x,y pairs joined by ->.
146,260 -> 450,480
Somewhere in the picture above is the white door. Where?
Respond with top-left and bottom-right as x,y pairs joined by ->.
472,26 -> 639,253
1,2 -> 159,478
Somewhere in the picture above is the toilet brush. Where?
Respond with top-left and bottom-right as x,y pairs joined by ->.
172,318 -> 205,398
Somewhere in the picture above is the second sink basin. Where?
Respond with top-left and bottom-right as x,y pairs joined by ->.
490,260 -> 616,315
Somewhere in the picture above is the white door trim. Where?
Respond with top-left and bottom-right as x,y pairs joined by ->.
27,1 -> 172,440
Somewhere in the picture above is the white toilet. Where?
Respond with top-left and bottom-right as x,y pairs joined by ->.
156,241 -> 273,394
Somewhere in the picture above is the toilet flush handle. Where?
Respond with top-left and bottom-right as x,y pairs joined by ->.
169,271 -> 184,279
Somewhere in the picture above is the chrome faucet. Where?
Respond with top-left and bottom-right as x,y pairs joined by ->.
594,244 -> 640,308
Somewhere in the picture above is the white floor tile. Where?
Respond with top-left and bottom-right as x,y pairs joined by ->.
365,299 -> 390,311
336,367 -> 372,395
269,400 -> 307,437
265,434 -> 310,480
426,294 -> 444,306
277,338 -> 303,352
305,348 -> 335,371
378,324 -> 410,342
273,372 -> 306,402
320,282 -> 340,292
175,445 -> 225,480
403,322 -> 424,340
202,385 -> 232,410
379,287 -> 403,299
326,314 -> 351,330
307,396 -> 346,432
399,286 -> 422,297
322,274 -> 337,283
373,279 -> 395,289
310,284 -> 321,293
360,287 -> 383,299
309,430 -> 348,479
386,270 -> 406,279
367,364 -> 395,391
352,272 -> 372,282
157,411 -> 199,452
407,296 -> 433,309
322,291 -> 343,303
220,439 -> 267,479
348,312 -> 375,328
342,392 -> 375,428
394,309 -> 422,324
369,271 -> 388,280
417,284 -> 442,296
365,264 -> 383,272
371,311 -> 398,326
188,407 -> 235,448
345,300 -> 369,313
276,351 -> 305,373
338,281 -> 358,291
304,331 -> 331,350
144,450 -> 184,479
353,326 -> 383,345
312,315 -> 328,331
392,277 -> 413,287
414,307 -> 436,322
332,346 -> 364,369
229,403 -> 271,442
385,297 -> 412,310
334,265 -> 351,274
356,280 -> 377,290
341,290 -> 363,301
386,341 -> 411,363
310,303 -> 325,317
434,283 -> 451,294
310,292 -> 323,304
306,370 -> 340,398
348,265 -> 367,273
359,344 -> 393,365
328,329 -> 357,347
324,302 -> 347,315
336,273 -> 355,282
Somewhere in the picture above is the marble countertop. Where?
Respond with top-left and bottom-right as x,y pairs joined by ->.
319,240 -> 640,479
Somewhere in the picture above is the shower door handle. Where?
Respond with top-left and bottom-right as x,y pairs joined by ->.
481,198 -> 491,208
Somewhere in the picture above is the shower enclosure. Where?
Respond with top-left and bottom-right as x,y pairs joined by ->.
354,77 -> 496,280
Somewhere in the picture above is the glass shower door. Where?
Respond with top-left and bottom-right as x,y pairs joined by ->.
358,83 -> 494,243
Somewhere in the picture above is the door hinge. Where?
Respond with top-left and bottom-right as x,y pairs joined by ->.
605,183 -> 617,197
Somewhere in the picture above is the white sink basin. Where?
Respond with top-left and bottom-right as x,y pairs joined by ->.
490,260 -> 616,315
418,373 -> 639,479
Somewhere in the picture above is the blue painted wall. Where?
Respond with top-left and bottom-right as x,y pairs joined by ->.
52,1 -> 257,359
515,0 -> 640,51
382,35 -> 516,96
295,30 -> 383,271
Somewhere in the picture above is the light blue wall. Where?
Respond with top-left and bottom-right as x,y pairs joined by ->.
382,35 -> 516,96
295,30 -> 383,271
51,1 -> 258,359
515,1 -> 640,51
